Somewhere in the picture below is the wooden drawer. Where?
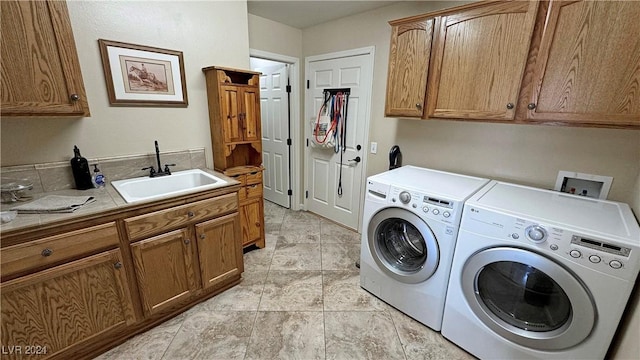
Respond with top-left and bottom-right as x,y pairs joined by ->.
229,174 -> 247,186
246,171 -> 262,185
246,183 -> 263,199
125,193 -> 238,241
1,222 -> 119,278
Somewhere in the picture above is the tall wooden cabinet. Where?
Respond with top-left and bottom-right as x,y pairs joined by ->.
1,0 -> 90,117
203,66 -> 266,249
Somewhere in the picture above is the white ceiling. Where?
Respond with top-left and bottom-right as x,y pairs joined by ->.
247,0 -> 399,29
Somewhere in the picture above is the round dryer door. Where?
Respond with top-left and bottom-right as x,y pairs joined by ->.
368,208 -> 439,284
461,247 -> 596,350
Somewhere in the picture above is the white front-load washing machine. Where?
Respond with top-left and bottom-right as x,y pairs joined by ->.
360,166 -> 489,331
442,181 -> 640,359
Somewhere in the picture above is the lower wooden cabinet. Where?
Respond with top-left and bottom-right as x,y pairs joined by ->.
0,249 -> 135,360
130,229 -> 197,317
195,213 -> 243,290
240,197 -> 264,247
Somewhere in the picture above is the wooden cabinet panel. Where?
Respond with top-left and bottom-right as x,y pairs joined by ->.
385,18 -> 434,117
221,86 -> 242,143
1,222 -> 119,278
125,193 -> 237,241
130,229 -> 197,316
242,87 -> 261,141
240,198 -> 264,247
426,1 -> 538,120
195,213 -> 242,290
1,249 -> 134,360
525,0 -> 640,127
0,0 -> 90,116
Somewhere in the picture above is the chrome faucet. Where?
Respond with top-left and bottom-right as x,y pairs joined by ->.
141,140 -> 175,177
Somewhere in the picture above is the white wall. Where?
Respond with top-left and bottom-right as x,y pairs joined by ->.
0,1 -> 251,169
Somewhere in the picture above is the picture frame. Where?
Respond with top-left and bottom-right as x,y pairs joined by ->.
98,39 -> 188,107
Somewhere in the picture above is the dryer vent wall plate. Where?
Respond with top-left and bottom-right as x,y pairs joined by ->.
554,171 -> 612,200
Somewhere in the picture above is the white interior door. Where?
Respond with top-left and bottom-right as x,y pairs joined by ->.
305,49 -> 373,230
254,61 -> 291,208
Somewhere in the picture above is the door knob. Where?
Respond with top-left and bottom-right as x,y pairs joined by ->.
349,156 -> 361,163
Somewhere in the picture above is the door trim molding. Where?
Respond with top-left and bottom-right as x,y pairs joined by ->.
250,49 -> 301,210
304,46 -> 375,232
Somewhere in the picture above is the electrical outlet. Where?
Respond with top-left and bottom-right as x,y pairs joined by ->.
370,142 -> 378,154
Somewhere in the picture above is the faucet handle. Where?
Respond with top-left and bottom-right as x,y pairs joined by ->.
142,166 -> 156,177
164,164 -> 176,175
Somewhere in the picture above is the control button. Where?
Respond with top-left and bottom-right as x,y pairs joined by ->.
392,198 -> 396,203
609,260 -> 623,269
525,225 -> 548,243
589,255 -> 601,263
399,191 -> 411,204
511,233 -> 520,239
412,203 -> 417,209
422,206 -> 429,213
443,211 -> 451,218
550,244 -> 559,251
569,250 -> 581,258
432,209 -> 440,215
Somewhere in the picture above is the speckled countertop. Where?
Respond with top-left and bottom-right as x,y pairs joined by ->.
0,169 -> 239,235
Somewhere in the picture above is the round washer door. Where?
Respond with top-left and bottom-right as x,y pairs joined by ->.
461,247 -> 596,350
368,208 -> 439,284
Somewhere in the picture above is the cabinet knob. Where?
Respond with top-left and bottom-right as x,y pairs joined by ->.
255,222 -> 261,227
199,233 -> 206,240
41,248 -> 53,257
415,103 -> 422,109
187,211 -> 195,217
70,94 -> 80,101
114,261 -> 122,269
184,239 -> 191,245
506,103 -> 514,110
527,103 -> 537,110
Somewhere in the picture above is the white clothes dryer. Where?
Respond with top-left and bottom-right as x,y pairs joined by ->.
360,166 -> 489,331
442,181 -> 640,359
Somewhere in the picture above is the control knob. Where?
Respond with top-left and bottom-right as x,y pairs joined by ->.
399,191 -> 411,204
525,225 -> 547,243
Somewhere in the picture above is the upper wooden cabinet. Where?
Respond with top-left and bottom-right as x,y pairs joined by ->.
426,1 -> 538,121
523,0 -> 640,127
385,0 -> 639,129
0,0 -> 90,117
385,18 -> 434,117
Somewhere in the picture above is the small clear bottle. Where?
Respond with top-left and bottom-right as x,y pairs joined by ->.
92,164 -> 106,188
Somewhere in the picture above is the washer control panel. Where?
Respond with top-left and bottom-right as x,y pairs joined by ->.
463,206 -> 638,280
388,186 -> 458,224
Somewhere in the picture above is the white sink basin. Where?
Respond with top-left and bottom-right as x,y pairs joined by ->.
111,169 -> 228,203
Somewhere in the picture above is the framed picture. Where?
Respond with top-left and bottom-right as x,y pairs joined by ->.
98,39 -> 188,107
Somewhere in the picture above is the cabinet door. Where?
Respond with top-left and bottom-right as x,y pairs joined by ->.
526,1 -> 640,127
385,19 -> 434,117
130,229 -> 197,316
220,85 -> 243,143
242,87 -> 261,141
1,249 -> 134,360
240,198 -> 264,247
195,213 -> 242,290
426,1 -> 538,120
0,1 -> 90,116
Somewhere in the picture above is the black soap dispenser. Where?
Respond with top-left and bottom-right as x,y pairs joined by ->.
70,145 -> 93,190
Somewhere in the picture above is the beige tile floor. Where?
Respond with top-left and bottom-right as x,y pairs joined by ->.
95,201 -> 474,360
